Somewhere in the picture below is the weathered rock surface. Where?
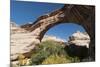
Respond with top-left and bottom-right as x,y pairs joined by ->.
68,31 -> 90,48
11,22 -> 40,61
11,22 -> 65,61
64,31 -> 90,60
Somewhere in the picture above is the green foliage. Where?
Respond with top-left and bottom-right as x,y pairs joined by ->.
39,40 -> 66,55
30,40 -> 80,65
65,56 -> 80,63
42,54 -> 71,64
30,49 -> 50,65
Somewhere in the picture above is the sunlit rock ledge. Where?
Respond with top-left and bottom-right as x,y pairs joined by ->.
68,31 -> 90,48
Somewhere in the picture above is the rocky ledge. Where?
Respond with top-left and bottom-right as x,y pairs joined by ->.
68,31 -> 90,48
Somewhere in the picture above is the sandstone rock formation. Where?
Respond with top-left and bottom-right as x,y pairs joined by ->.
21,4 -> 95,61
42,35 -> 65,42
11,22 -> 40,61
11,22 -> 65,61
68,31 -> 90,48
64,31 -> 90,60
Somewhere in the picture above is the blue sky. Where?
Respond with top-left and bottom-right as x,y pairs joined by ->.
11,1 -> 64,24
11,0 -> 85,41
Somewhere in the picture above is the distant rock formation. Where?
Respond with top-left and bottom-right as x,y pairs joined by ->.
42,35 -> 66,42
11,22 -> 29,34
68,31 -> 90,48
64,31 -> 90,60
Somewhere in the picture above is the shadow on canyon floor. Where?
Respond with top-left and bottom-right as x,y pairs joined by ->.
64,44 -> 89,61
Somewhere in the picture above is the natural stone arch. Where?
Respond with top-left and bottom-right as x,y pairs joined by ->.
21,4 -> 95,61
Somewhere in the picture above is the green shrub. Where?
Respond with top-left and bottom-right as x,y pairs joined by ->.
42,54 -> 71,64
30,40 -> 66,65
65,56 -> 80,63
30,40 -> 80,65
30,49 -> 50,65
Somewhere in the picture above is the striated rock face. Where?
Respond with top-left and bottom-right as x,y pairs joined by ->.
11,22 -> 65,61
11,22 -> 40,61
68,31 -> 90,48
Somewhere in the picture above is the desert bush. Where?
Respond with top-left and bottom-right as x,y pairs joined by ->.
17,54 -> 31,66
30,40 -> 80,65
30,40 -> 66,65
30,49 -> 50,65
42,54 -> 71,64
